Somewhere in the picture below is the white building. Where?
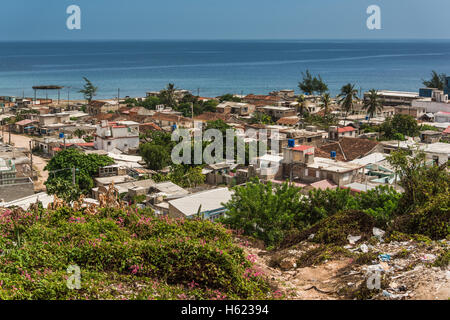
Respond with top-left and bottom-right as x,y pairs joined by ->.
94,120 -> 139,153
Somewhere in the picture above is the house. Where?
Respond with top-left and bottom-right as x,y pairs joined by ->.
14,119 -> 38,134
38,113 -> 70,126
193,112 -> 231,123
243,94 -> 282,107
167,188 -> 233,221
94,120 -> 140,153
282,144 -> 364,187
139,122 -> 163,132
418,142 -> 450,166
328,126 -> 358,140
394,105 -> 426,119
435,111 -> 450,123
276,116 -> 300,127
420,130 -> 442,144
150,112 -> 193,129
267,126 -> 325,150
87,100 -> 120,115
315,137 -> 381,162
366,90 -> 420,106
257,106 -> 296,120
216,102 -> 256,116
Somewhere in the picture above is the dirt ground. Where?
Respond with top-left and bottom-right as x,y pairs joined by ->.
236,236 -> 450,300
7,133 -> 48,192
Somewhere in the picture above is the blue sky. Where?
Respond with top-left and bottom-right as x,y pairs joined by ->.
1,0 -> 449,40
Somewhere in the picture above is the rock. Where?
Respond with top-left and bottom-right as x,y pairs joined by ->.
347,234 -> 362,244
280,257 -> 297,271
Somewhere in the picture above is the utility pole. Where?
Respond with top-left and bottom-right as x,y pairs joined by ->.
191,102 -> 194,122
8,123 -> 11,145
29,140 -> 33,180
117,88 -> 120,107
72,167 -> 76,186
67,87 -> 70,109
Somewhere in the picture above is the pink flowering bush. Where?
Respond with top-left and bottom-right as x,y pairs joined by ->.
0,205 -> 273,300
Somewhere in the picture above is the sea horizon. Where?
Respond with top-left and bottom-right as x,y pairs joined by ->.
1,39 -> 450,100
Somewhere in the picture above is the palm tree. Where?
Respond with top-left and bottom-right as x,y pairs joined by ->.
160,83 -> 177,109
363,89 -> 384,119
297,94 -> 306,116
337,83 -> 359,122
320,93 -> 332,115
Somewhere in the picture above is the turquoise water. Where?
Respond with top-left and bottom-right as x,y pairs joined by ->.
1,40 -> 450,99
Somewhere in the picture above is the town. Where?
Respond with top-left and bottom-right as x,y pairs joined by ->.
0,71 -> 448,300
0,72 -> 448,219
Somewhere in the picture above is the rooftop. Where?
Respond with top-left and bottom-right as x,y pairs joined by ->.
168,187 -> 233,216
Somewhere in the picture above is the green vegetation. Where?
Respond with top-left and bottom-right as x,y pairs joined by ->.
79,77 -> 98,103
0,205 -> 273,299
221,150 -> 448,247
379,114 -> 419,140
218,94 -> 241,102
363,89 -> 384,119
298,70 -> 328,96
44,149 -> 114,201
337,83 -> 359,120
221,179 -> 401,247
422,70 -> 447,90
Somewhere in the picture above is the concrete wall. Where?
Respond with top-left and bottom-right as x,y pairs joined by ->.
0,178 -> 35,202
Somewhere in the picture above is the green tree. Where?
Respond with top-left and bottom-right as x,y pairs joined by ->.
45,149 -> 113,199
221,179 -> 303,246
337,83 -> 359,121
387,150 -> 449,212
297,94 -> 307,116
139,143 -> 172,171
298,70 -> 315,95
379,114 -> 419,139
363,89 -> 384,119
250,112 -> 273,124
73,129 -> 86,139
218,94 -> 241,102
159,83 -> 177,109
422,70 -> 447,90
79,77 -> 98,103
320,93 -> 332,115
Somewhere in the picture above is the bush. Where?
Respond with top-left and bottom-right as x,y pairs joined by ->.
0,206 -> 273,300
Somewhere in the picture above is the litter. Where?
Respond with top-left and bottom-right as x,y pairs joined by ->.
347,234 -> 361,244
378,254 -> 391,262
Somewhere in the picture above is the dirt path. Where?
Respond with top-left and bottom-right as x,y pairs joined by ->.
8,133 -> 48,192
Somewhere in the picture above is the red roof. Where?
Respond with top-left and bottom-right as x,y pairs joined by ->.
338,126 -> 356,133
443,126 -> 450,134
76,142 -> 94,147
292,145 -> 313,151
15,119 -> 36,126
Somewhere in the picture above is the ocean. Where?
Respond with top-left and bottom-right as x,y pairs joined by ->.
1,40 -> 450,100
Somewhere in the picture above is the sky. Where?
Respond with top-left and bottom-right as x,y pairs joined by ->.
0,0 -> 449,40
